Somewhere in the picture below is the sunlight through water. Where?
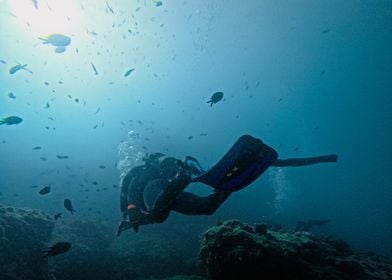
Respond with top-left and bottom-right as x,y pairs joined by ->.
8,0 -> 82,36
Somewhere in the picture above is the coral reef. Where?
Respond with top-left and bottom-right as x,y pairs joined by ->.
200,219 -> 392,280
0,203 -> 54,280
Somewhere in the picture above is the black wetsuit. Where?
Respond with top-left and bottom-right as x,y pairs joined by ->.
119,138 -> 337,234
120,155 -> 231,230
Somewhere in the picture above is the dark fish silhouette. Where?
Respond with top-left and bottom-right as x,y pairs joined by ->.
8,92 -> 16,99
64,198 -> 75,214
57,155 -> 69,159
106,1 -> 114,13
124,68 -> 135,77
39,186 -> 51,195
91,62 -> 98,75
54,213 -> 62,220
0,116 -> 23,125
32,146 -> 42,150
207,92 -> 224,107
42,242 -> 71,257
9,64 -> 33,75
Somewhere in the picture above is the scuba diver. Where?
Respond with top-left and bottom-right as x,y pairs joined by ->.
117,134 -> 338,236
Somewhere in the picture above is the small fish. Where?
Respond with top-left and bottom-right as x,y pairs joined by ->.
44,102 -> 50,109
0,59 -> 6,64
155,1 -> 163,7
187,136 -> 193,140
322,29 -> 330,34
7,92 -> 16,99
94,107 -> 101,114
39,186 -> 51,195
0,116 -> 23,125
87,29 -> 98,36
31,0 -> 38,9
124,68 -> 135,77
57,155 -> 69,159
32,146 -> 42,150
64,199 -> 75,214
54,213 -> 62,220
91,62 -> 98,75
9,64 -> 33,75
42,242 -> 71,257
92,181 -> 98,185
200,132 -> 208,136
98,165 -> 106,169
31,185 -> 39,188
207,92 -> 224,107
106,1 -> 114,14
40,157 -> 47,161
39,34 -> 71,53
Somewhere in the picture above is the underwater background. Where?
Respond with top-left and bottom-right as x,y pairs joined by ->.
0,0 -> 391,279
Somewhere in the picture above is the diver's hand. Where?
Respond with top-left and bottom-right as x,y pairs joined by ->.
117,221 -> 131,236
117,220 -> 140,236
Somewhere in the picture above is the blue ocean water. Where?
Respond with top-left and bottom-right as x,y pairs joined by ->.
0,0 -> 391,264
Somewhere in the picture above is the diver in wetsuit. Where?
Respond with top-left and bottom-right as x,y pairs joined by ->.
117,135 -> 338,235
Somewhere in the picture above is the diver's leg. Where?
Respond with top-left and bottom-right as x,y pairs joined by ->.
271,154 -> 338,167
172,190 -> 231,216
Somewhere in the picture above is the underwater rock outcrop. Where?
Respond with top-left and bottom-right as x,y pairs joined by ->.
199,220 -> 392,280
48,218 -> 115,280
0,204 -> 54,280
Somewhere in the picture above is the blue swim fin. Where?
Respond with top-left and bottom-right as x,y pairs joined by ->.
193,135 -> 278,192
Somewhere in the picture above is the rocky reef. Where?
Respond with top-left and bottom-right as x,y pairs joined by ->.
0,203 -> 54,280
47,217 -> 115,280
199,220 -> 392,280
110,224 -> 204,280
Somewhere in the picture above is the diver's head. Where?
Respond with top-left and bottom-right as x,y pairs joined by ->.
159,157 -> 182,180
144,152 -> 165,168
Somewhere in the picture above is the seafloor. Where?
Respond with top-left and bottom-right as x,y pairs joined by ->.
0,204 -> 391,280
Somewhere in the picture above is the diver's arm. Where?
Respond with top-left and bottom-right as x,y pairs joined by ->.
271,154 -> 338,167
120,171 -> 135,214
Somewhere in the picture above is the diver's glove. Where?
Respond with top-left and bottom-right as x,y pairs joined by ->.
116,219 -> 141,236
117,220 -> 131,236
